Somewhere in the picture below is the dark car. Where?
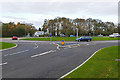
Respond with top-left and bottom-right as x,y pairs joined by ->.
12,36 -> 18,40
76,36 -> 92,42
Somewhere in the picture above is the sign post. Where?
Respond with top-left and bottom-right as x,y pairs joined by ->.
61,39 -> 65,46
50,33 -> 52,41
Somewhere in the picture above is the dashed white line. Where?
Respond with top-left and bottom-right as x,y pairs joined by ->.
4,49 -> 29,56
77,44 -> 80,46
4,54 -> 9,56
10,50 -> 29,55
64,48 -> 68,49
31,50 -> 56,58
86,44 -> 90,45
0,62 -> 8,66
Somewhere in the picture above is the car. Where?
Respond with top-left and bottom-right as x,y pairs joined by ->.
12,36 -> 18,40
109,33 -> 120,38
97,34 -> 103,37
109,34 -> 114,38
70,35 -> 75,37
76,36 -> 92,42
60,34 -> 66,37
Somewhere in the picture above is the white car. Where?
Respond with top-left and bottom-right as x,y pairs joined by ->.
109,33 -> 120,37
109,34 -> 114,37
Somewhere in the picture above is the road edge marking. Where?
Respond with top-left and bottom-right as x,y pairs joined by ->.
0,62 -> 8,66
0,43 -> 18,52
58,47 -> 105,79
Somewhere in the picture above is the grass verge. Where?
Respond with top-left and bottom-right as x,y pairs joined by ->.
21,37 -> 119,41
0,42 -> 16,50
64,45 -> 119,78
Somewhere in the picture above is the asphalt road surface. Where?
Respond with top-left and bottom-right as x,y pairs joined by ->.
1,38 -> 119,79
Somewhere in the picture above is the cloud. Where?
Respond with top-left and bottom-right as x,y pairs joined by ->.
0,0 -> 119,2
3,16 -> 27,20
0,1 -> 119,28
1,2 -> 117,15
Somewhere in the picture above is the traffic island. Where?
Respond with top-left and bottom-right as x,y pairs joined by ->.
0,42 -> 17,51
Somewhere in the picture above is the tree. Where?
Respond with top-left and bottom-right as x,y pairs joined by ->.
42,17 -> 116,36
38,28 -> 41,31
2,22 -> 36,37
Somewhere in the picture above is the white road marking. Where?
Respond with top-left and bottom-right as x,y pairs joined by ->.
64,48 -> 68,49
34,43 -> 38,49
68,45 -> 72,48
0,62 -> 7,66
77,44 -> 80,46
72,46 -> 78,48
52,43 -> 60,50
4,54 -> 9,56
86,44 -> 90,45
52,42 -> 56,45
57,44 -> 60,50
57,46 -> 60,50
4,50 -> 29,56
34,46 -> 38,49
31,50 -> 56,58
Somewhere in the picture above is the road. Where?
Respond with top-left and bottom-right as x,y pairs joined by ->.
1,38 -> 119,79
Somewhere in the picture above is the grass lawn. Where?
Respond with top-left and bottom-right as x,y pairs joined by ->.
21,37 -> 119,41
64,45 -> 119,78
0,37 -> 12,38
0,42 -> 16,50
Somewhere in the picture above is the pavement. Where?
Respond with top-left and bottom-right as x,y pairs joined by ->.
0,38 -> 119,79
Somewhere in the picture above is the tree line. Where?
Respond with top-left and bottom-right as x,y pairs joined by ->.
42,17 -> 119,36
1,22 -> 36,37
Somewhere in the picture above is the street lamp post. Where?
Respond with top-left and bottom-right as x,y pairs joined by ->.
76,28 -> 78,39
75,23 -> 78,39
88,18 -> 91,36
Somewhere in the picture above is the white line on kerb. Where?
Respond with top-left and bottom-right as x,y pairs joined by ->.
31,50 -> 56,58
0,62 -> 8,66
58,48 -> 104,80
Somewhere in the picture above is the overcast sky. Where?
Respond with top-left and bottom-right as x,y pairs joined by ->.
0,0 -> 119,29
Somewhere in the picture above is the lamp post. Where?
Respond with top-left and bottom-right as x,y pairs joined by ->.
76,23 -> 78,39
89,19 -> 90,36
76,28 -> 78,39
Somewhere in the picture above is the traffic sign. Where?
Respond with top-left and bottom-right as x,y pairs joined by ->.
61,39 -> 65,45
50,33 -> 52,37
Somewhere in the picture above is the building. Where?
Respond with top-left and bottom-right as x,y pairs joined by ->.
34,31 -> 44,37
